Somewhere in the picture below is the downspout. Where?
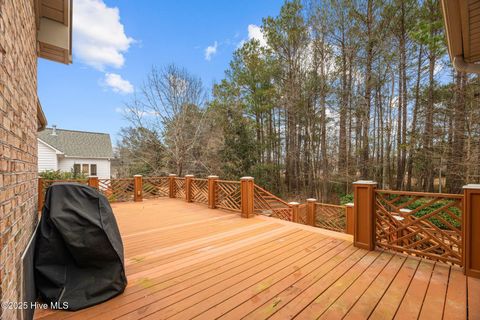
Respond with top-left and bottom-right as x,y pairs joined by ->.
453,55 -> 480,73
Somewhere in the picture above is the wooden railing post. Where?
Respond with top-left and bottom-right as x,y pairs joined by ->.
289,202 -> 299,223
38,177 -> 44,212
306,198 -> 316,226
185,175 -> 194,202
353,180 -> 377,250
240,177 -> 254,218
208,175 -> 219,209
463,184 -> 480,278
134,175 -> 143,202
345,203 -> 354,235
169,174 -> 177,198
88,176 -> 99,189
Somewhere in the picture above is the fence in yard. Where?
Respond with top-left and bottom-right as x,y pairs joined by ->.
37,176 -> 480,278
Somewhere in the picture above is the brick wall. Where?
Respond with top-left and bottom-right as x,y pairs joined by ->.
0,0 -> 40,319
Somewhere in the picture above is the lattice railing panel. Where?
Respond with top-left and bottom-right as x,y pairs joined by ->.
98,178 -> 134,202
216,180 -> 241,212
375,190 -> 463,266
174,178 -> 186,199
315,203 -> 346,232
253,185 -> 292,221
143,177 -> 169,198
298,204 -> 307,224
192,178 -> 208,205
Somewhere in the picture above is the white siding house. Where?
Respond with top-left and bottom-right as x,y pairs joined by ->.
37,139 -> 59,171
37,126 -> 113,179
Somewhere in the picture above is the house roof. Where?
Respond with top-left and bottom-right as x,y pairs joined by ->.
38,128 -> 113,159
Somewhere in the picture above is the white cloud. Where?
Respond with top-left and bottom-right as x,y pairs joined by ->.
205,41 -> 218,61
73,0 -> 134,70
247,24 -> 267,47
104,73 -> 134,94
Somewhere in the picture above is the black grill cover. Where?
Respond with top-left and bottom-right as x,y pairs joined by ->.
34,183 -> 127,311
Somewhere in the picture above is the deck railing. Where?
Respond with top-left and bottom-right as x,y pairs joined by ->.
253,184 -> 293,221
37,175 -> 350,231
352,180 -> 480,278
191,178 -> 208,205
375,189 -> 463,265
215,180 -> 242,212
143,176 -> 169,198
97,178 -> 135,202
314,202 -> 347,233
37,176 -> 480,278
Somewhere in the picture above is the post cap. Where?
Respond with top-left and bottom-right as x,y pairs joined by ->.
240,176 -> 254,181
169,174 -> 177,177
288,201 -> 300,205
134,174 -> 142,177
352,180 -> 377,185
185,174 -> 195,178
306,198 -> 317,202
463,184 -> 480,189
345,202 -> 354,207
207,175 -> 219,179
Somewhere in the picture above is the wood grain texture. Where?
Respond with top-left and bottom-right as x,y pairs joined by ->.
33,198 -> 475,320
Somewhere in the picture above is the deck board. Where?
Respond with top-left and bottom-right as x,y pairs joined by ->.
319,252 -> 393,319
394,260 -> 435,319
343,255 -> 406,319
33,198 -> 476,320
369,257 -> 420,319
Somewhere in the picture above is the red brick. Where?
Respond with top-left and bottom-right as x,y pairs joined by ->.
0,0 -> 39,319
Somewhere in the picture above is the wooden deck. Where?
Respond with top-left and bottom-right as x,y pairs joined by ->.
34,198 -> 479,320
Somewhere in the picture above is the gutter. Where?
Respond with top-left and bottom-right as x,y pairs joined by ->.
37,99 -> 47,132
453,56 -> 480,74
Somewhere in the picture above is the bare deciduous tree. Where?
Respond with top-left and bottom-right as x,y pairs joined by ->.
123,64 -> 209,176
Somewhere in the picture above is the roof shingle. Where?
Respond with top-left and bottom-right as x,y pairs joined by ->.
38,128 -> 113,158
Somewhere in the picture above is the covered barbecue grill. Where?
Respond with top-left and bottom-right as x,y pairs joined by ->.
34,183 -> 127,310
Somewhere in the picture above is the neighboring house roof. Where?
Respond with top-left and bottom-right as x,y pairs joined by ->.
38,127 -> 113,159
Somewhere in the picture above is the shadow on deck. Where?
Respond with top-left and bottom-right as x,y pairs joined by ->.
34,198 -> 479,320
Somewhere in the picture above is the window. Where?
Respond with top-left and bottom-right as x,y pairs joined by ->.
73,164 -> 80,175
90,164 -> 97,176
82,164 -> 89,174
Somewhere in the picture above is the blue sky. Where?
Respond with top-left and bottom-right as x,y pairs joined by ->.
38,0 -> 284,145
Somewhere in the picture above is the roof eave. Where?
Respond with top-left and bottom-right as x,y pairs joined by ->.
63,155 -> 113,160
37,100 -> 47,131
441,0 -> 480,73
37,138 -> 64,154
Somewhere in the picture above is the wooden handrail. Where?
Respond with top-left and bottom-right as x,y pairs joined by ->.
314,202 -> 346,209
375,189 -> 463,199
216,179 -> 240,184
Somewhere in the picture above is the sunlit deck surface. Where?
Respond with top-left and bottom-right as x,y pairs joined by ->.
35,198 -> 479,320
